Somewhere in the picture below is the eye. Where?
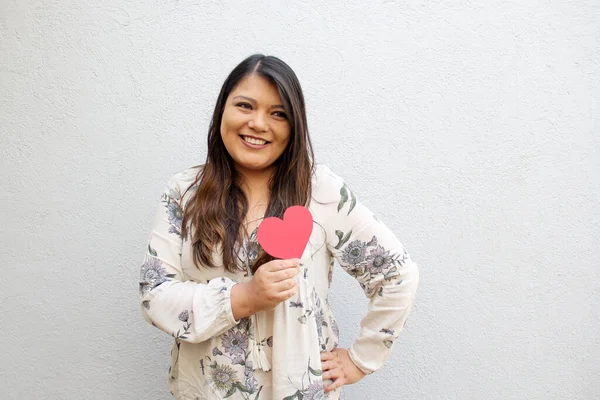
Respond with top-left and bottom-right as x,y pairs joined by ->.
272,111 -> 288,120
236,102 -> 252,110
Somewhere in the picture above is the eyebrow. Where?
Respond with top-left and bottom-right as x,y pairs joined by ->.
232,95 -> 285,109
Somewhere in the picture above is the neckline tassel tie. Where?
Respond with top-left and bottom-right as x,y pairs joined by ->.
249,313 -> 271,372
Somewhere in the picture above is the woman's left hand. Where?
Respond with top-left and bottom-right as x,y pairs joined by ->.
320,347 -> 366,393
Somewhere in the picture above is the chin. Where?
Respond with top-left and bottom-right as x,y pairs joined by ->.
235,160 -> 274,172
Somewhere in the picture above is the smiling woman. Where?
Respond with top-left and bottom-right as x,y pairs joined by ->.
138,54 -> 419,400
187,55 -> 315,273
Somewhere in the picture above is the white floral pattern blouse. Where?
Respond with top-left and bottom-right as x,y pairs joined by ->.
139,164 -> 419,400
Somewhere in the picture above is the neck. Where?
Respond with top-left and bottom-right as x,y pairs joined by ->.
236,165 -> 274,203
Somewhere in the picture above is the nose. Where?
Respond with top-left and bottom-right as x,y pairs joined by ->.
248,112 -> 267,132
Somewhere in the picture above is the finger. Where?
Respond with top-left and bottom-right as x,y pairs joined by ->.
267,258 -> 300,272
320,352 -> 335,362
271,267 -> 300,282
324,376 -> 345,393
322,367 -> 342,381
275,278 -> 296,292
277,283 -> 298,299
320,360 -> 337,371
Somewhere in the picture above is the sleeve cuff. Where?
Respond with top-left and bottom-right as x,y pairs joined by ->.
193,277 -> 240,339
221,280 -> 240,326
348,345 -> 375,375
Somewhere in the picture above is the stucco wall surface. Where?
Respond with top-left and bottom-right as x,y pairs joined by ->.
1,1 -> 599,399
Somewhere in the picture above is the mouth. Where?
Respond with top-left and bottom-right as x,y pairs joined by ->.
240,135 -> 270,146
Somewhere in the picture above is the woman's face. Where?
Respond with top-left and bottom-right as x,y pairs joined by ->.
220,74 -> 291,176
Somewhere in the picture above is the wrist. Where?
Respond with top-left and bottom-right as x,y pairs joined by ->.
231,282 -> 255,320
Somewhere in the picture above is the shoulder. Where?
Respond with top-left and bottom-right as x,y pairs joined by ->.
165,164 -> 203,201
311,163 -> 346,203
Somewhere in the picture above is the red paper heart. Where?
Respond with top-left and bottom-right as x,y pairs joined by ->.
257,205 -> 313,259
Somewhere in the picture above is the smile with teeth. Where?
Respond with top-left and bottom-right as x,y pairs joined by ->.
242,136 -> 268,145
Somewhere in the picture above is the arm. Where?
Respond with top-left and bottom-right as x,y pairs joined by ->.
139,174 -> 240,343
321,167 -> 420,374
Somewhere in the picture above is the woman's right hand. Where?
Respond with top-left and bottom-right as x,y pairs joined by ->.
231,258 -> 301,319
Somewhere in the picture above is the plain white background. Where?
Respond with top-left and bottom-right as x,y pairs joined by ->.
1,1 -> 599,399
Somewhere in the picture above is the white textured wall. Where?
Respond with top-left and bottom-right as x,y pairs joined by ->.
1,1 -> 599,399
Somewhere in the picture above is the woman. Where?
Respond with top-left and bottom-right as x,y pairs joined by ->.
139,54 -> 419,400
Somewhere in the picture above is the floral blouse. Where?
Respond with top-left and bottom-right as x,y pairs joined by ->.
139,164 -> 419,400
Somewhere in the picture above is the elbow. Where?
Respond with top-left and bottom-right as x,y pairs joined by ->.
405,259 -> 420,295
139,300 -> 154,326
180,334 -> 209,345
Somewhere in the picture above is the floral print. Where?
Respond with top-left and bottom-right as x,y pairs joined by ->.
178,311 -> 189,322
222,330 -> 248,356
162,187 -> 183,238
174,310 -> 192,340
329,315 -> 340,339
212,347 -> 223,356
139,256 -> 172,295
337,234 -> 406,291
366,245 -> 393,275
337,183 -> 356,215
277,362 -> 324,400
209,363 -> 238,393
196,317 -> 266,398
167,202 -> 182,227
139,165 -> 419,399
333,230 -> 352,250
238,229 -> 260,277
341,239 -> 367,265
303,382 -> 325,400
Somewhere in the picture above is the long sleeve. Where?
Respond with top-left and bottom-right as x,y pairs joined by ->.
318,166 -> 419,374
138,174 -> 239,343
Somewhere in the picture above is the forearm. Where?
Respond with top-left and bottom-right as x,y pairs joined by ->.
350,259 -> 419,374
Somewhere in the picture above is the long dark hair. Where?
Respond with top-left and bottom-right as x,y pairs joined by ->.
181,54 -> 315,273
